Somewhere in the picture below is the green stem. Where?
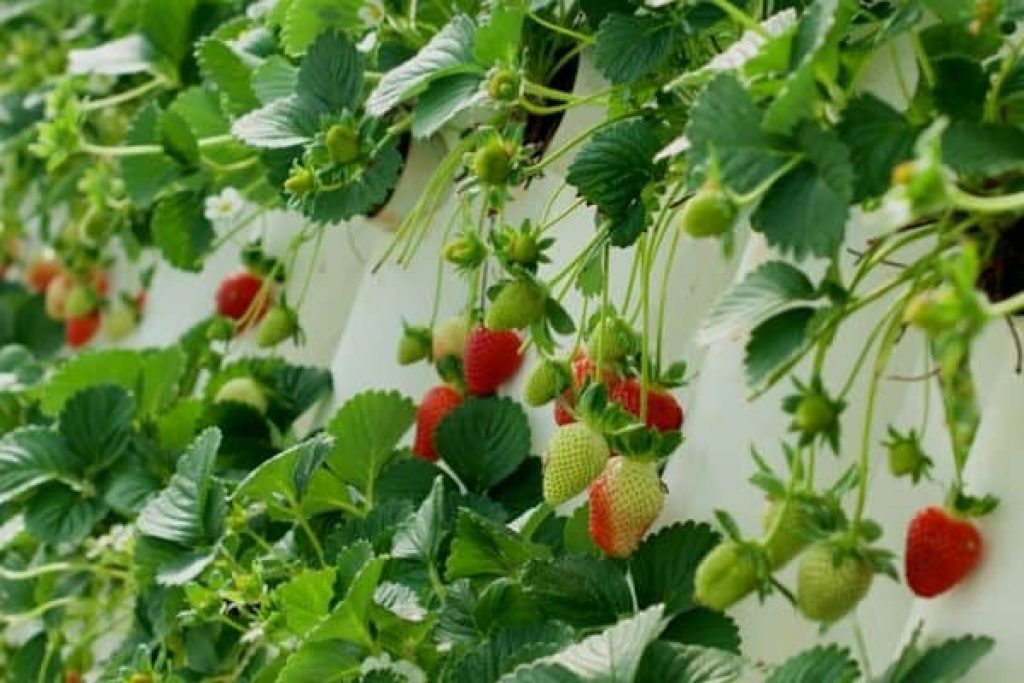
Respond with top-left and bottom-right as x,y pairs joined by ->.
949,185 -> 1024,214
640,233 -> 652,421
527,11 -> 594,44
1,596 -> 77,626
289,496 -> 327,568
81,74 -> 167,112
527,114 -> 637,176
520,502 -> 554,541
293,225 -> 326,311
707,0 -> 769,36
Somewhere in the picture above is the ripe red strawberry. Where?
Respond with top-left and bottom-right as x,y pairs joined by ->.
553,391 -> 575,425
609,379 -> 684,432
66,311 -> 101,348
542,423 -> 609,505
905,506 -> 983,598
413,385 -> 463,462
589,456 -> 665,558
216,270 -> 269,326
463,326 -> 523,396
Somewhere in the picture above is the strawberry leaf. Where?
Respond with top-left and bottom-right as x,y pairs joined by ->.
196,37 -> 261,115
766,644 -> 858,683
435,397 -> 530,493
838,95 -> 918,201
593,13 -> 682,84
744,307 -> 815,387
521,555 -> 632,628
281,0 -> 362,56
446,508 -> 550,579
324,390 -> 416,495
152,190 -> 216,272
629,521 -> 720,615
635,641 -> 745,683
449,623 -> 574,683
391,475 -> 447,563
0,427 -> 77,505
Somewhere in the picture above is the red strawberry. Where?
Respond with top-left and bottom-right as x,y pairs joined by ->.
553,391 -> 576,425
905,506 -> 983,598
26,256 -> 62,292
463,326 -> 523,396
572,349 -> 621,389
216,270 -> 269,326
589,456 -> 665,558
413,385 -> 463,462
609,379 -> 684,432
66,311 -> 101,348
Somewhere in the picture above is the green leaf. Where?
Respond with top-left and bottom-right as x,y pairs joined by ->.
24,483 -> 106,544
685,74 -> 792,192
306,555 -> 386,646
122,103 -> 182,207
434,397 -> 531,492
140,0 -> 197,66
567,119 -> 666,218
102,463 -> 161,515
0,427 -> 76,504
58,386 -> 135,472
252,56 -> 298,104
159,107 -> 200,165
498,664 -> 579,682
391,476 -> 446,563
473,2 -> 525,65
137,428 -> 224,546
629,522 -> 719,615
325,390 -> 416,495
521,555 -> 632,627
636,641 -> 744,683
563,502 -> 600,556
305,142 -> 405,223
838,95 -> 918,201
275,567 -> 337,636
281,0 -> 362,56
881,628 -> 994,683
277,641 -> 363,683
232,94 -> 319,148
152,191 -> 216,272
376,457 -> 449,506
67,35 -> 157,76
766,644 -> 858,683
744,307 -> 815,387
662,608 -> 742,653
297,32 -> 364,113
446,508 -> 550,580
752,124 -> 853,259
412,73 -> 484,139
196,38 -> 261,115
367,15 -> 479,116
133,536 -> 217,586
700,261 -> 817,345
943,120 -> 1024,176
233,435 -> 334,516
593,13 -> 681,84
451,624 -> 575,683
473,578 -> 542,633
933,57 -> 987,121
536,605 -> 667,681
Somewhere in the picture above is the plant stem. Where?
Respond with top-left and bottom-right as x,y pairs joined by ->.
81,74 -> 167,112
520,502 -> 554,541
707,0 -> 769,36
527,11 -> 594,44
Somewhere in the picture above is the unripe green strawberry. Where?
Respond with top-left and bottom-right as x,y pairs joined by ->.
507,232 -> 540,266
585,317 -> 634,365
432,316 -> 468,361
215,377 -> 267,415
886,429 -> 931,482
762,499 -> 812,568
397,325 -> 432,365
695,541 -> 760,610
326,124 -> 361,164
903,287 -> 961,333
542,423 -> 609,505
796,544 -> 873,623
284,167 -> 314,195
588,456 -> 664,558
129,674 -> 152,683
680,185 -> 737,238
442,232 -> 487,269
485,280 -> 546,331
524,358 -> 570,406
257,305 -> 297,348
487,68 -> 521,102
795,393 -> 836,436
472,138 -> 513,185
64,284 -> 96,318
102,306 -> 138,342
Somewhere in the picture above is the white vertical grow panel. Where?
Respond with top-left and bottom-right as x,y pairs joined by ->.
896,322 -> 1021,679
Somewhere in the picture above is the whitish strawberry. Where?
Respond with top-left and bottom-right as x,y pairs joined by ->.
102,306 -> 138,342
609,379 -> 684,432
45,273 -> 73,321
413,385 -> 463,462
542,423 -> 609,505
905,506 -> 982,598
432,316 -> 468,361
695,541 -> 760,610
485,279 -> 546,331
762,498 -> 812,568
524,359 -> 570,407
588,456 -> 665,558
214,377 -> 268,415
64,284 -> 97,318
464,326 -> 523,396
796,544 -> 873,623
